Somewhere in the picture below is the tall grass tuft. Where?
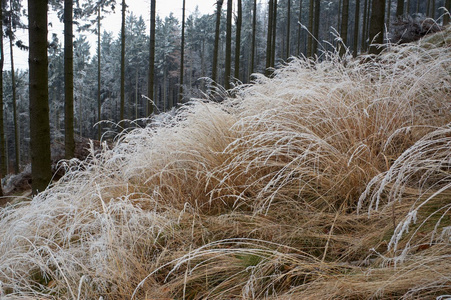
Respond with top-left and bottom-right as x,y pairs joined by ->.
0,27 -> 450,299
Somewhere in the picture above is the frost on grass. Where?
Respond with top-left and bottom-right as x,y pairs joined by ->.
1,28 -> 451,299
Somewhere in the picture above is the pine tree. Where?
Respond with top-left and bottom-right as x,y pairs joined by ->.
444,0 -> 450,25
29,0 -> 52,194
339,0 -> 349,56
225,0 -> 233,89
353,0 -> 360,56
212,0 -> 223,84
0,0 -> 6,176
250,0 -> 257,77
120,0 -> 126,121
266,0 -> 274,75
179,0 -> 186,103
396,0 -> 404,16
234,0 -> 242,82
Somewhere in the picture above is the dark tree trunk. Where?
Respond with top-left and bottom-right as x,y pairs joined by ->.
369,0 -> 386,55
307,0 -> 314,56
148,0 -> 156,115
340,0 -> 350,56
234,0 -> 242,81
297,0 -> 303,56
64,0 -> 74,159
286,0 -> 291,59
0,2 -> 6,176
250,0 -> 257,77
353,0 -> 360,56
120,0 -> 126,121
212,0 -> 223,84
179,0 -> 186,103
97,7 -> 101,140
271,0 -> 277,67
266,0 -> 274,75
225,0 -> 232,89
28,0 -> 52,194
312,0 -> 320,55
444,0 -> 450,25
396,0 -> 404,16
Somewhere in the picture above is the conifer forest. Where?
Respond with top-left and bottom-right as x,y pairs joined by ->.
0,0 -> 450,299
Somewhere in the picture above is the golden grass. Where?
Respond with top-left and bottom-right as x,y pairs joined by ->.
0,27 -> 450,299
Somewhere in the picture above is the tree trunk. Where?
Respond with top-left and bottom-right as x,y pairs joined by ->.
286,0 -> 291,59
266,0 -> 274,75
340,0 -> 350,56
212,0 -> 224,84
97,7 -> 101,140
396,0 -> 404,16
369,0 -> 386,55
148,0 -> 156,115
0,2 -> 6,176
362,0 -> 369,51
9,2 -> 19,174
225,0 -> 233,89
120,0 -> 126,121
234,0 -> 242,81
271,0 -> 277,67
353,0 -> 360,57
250,0 -> 257,77
297,0 -> 303,56
179,0 -> 186,103
307,0 -> 314,56
312,0 -> 320,56
64,0 -> 74,159
28,0 -> 52,194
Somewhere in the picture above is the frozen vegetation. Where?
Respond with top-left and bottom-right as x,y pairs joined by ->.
0,27 -> 451,299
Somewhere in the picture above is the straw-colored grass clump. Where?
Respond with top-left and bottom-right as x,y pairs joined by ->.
0,27 -> 450,299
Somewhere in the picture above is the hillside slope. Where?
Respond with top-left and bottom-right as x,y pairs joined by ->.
0,28 -> 450,299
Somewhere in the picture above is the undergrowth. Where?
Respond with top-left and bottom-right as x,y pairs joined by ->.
0,27 -> 450,299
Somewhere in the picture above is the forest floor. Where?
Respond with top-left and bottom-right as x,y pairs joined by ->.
0,27 -> 450,299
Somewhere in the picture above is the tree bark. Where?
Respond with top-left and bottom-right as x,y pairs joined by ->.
120,0 -> 126,121
147,0 -> 156,115
286,0 -> 291,59
250,0 -> 257,77
353,0 -> 360,57
266,0 -> 274,75
339,0 -> 350,56
225,0 -> 233,89
28,0 -> 52,194
444,0 -> 450,25
234,0 -> 242,81
369,0 -> 386,55
297,0 -> 303,56
312,0 -> 320,56
271,0 -> 277,67
64,0 -> 74,159
307,0 -> 314,56
97,7 -> 101,140
396,0 -> 404,16
212,0 -> 223,84
0,2 -> 6,176
179,0 -> 186,103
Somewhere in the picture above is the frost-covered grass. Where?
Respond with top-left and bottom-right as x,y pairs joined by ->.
1,27 -> 451,299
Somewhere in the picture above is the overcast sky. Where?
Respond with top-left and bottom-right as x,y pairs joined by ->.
4,1 -> 215,70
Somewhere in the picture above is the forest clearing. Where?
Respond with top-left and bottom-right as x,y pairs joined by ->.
0,23 -> 449,299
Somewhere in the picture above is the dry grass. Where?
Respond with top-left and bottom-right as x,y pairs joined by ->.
0,27 -> 450,299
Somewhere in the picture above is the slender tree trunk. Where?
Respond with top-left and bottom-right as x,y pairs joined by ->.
0,2 -> 6,176
135,68 -> 138,119
266,0 -> 274,75
312,0 -> 320,55
362,0 -> 369,51
148,0 -> 156,115
307,0 -> 314,56
431,0 -> 436,18
179,0 -> 185,103
212,0 -> 224,83
286,0 -> 291,59
369,0 -> 386,55
271,0 -> 277,66
29,0 -> 52,194
250,0 -> 257,76
120,0 -> 126,121
64,0 -> 74,159
396,0 -> 404,16
234,0 -> 242,81
353,0 -> 360,56
225,0 -> 232,89
297,0 -> 303,56
97,7 -> 101,140
339,0 -> 350,56
9,5 -> 19,174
